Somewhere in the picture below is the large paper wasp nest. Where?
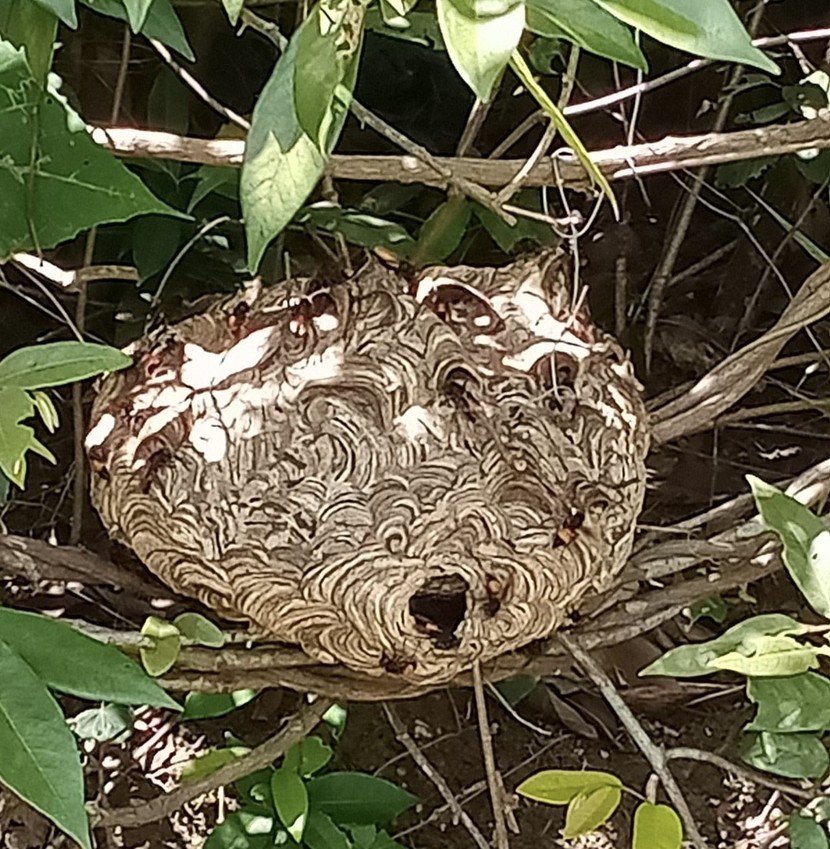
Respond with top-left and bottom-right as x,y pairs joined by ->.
86,251 -> 649,685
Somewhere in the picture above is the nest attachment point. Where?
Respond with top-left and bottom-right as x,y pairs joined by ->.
86,250 -> 649,687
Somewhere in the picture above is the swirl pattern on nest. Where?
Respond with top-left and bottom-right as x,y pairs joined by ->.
86,250 -> 649,684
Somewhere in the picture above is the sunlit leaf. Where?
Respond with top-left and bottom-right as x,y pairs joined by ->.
742,731 -> 829,779
0,386 -> 54,486
632,802 -> 683,849
173,612 -> 226,648
708,634 -> 822,677
271,767 -> 308,843
181,689 -> 259,720
749,476 -> 830,618
517,770 -> 622,805
0,638 -> 91,849
70,704 -> 134,743
140,616 -> 182,677
0,0 -> 61,82
0,342 -> 131,390
747,673 -> 830,733
563,785 -> 621,838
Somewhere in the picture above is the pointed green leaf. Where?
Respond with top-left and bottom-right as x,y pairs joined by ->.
593,0 -> 778,75
0,387 -> 55,486
181,689 -> 259,720
563,785 -> 621,838
31,0 -> 75,27
749,476 -> 830,618
284,736 -> 333,777
122,0 -> 153,30
640,614 -> 809,678
306,773 -> 419,825
140,617 -> 182,676
436,0 -> 523,101
747,673 -> 830,733
742,731 -> 829,779
0,0 -> 60,83
0,607 -> 180,709
70,704 -> 134,743
632,802 -> 683,849
525,0 -> 646,69
0,638 -> 90,849
708,634 -> 821,677
271,767 -> 308,843
173,612 -> 226,648
517,769 -> 622,805
304,810 -> 351,849
220,0 -> 244,24
0,342 -> 131,389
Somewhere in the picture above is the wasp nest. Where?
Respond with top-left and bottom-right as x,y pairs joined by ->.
86,251 -> 648,685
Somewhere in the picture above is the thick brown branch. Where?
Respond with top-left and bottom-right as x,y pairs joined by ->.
91,116 -> 830,190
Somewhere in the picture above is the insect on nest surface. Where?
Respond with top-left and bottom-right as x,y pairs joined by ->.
86,249 -> 649,686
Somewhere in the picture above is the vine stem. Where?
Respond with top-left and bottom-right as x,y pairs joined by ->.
557,633 -> 708,849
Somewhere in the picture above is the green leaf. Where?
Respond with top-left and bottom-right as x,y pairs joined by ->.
517,770 -> 623,805
742,731 -> 829,779
80,0 -> 193,60
31,390 -> 58,432
220,0 -> 243,24
122,0 -> 153,30
0,637 -> 91,849
306,773 -> 419,825
30,0 -> 75,26
747,673 -> 830,733
715,157 -> 776,190
749,476 -> 830,618
0,607 -> 180,709
301,202 -> 415,254
790,811 -> 829,849
632,802 -> 683,849
563,785 -> 621,838
473,200 -> 558,251
0,342 -> 131,389
271,767 -> 308,843
686,595 -> 728,626
525,0 -> 646,69
0,41 -> 183,260
204,811 -> 274,849
182,746 -> 249,783
708,634 -> 822,677
241,3 -> 364,270
181,689 -> 259,720
284,736 -> 333,777
173,612 -> 226,648
0,470 -> 10,503
593,0 -> 778,75
304,810 -> 351,849
494,675 -> 540,706
140,616 -> 182,677
70,704 -> 134,743
640,614 -> 809,678
323,703 -> 348,734
436,0 -> 523,101
0,386 -> 54,486
412,196 -> 471,264
0,0 -> 60,83
293,14 -> 342,149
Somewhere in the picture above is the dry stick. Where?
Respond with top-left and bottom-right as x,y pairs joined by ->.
70,25 -> 131,545
558,633 -> 708,849
382,704 -> 491,849
472,661 -> 511,849
456,99 -> 492,158
665,747 -> 815,801
641,1 -> 767,373
94,697 -> 333,829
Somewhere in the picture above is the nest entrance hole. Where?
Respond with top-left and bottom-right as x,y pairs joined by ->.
409,574 -> 469,650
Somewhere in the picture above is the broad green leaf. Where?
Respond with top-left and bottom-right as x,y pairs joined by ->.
517,770 -> 622,805
525,0 -> 645,69
0,0 -> 60,82
80,0 -> 193,60
749,476 -> 830,618
708,634 -> 822,677
30,0 -> 75,27
204,811 -> 274,849
300,203 -> 415,254
0,41 -> 182,260
0,607 -> 180,709
271,767 -> 308,843
0,637 -> 91,849
306,773 -> 419,825
632,802 -> 683,849
122,0 -> 153,30
181,690 -> 259,720
494,674 -> 540,706
182,746 -> 249,782
510,50 -> 617,217
305,810 -> 351,849
284,736 -> 333,777
140,616 -> 182,677
640,614 -> 809,678
790,811 -> 829,849
0,342 -> 131,390
742,731 -> 829,779
436,0 -> 523,101
593,0 -> 778,75
474,200 -> 558,251
747,673 -> 830,733
174,612 -> 226,648
350,825 -> 378,849
412,196 -> 471,264
563,785 -> 621,838
187,165 -> 240,211
0,386 -> 54,486
242,4 -> 364,270
220,0 -> 243,24
715,157 -> 776,190
70,704 -> 134,743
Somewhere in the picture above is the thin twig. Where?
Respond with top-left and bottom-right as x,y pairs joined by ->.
665,747 -> 815,801
558,633 -> 708,849
456,99 -> 492,157
94,697 -> 332,829
472,661 -> 511,849
382,704 -> 491,849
